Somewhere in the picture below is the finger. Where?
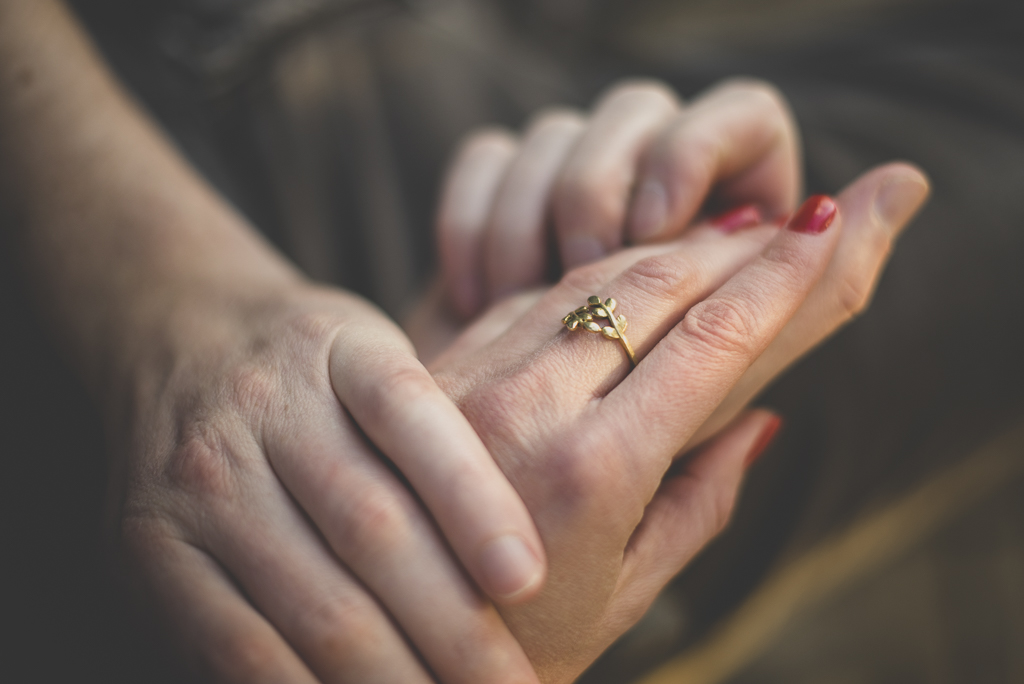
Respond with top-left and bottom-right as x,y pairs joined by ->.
221,426 -> 537,684
627,78 -> 801,243
329,312 -> 547,606
604,194 -> 840,478
615,410 -> 780,605
124,527 -> 321,684
484,109 -> 585,300
203,497 -> 438,683
553,80 -> 679,268
438,129 -> 518,318
687,163 -> 930,446
516,222 -> 779,399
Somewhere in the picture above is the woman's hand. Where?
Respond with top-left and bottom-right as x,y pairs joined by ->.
427,163 -> 928,683
434,78 -> 802,322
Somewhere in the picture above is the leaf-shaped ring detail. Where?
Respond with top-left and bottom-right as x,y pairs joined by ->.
562,295 -> 637,366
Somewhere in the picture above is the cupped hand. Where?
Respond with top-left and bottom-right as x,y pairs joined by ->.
427,163 -> 928,683
435,78 -> 801,320
111,282 -> 548,684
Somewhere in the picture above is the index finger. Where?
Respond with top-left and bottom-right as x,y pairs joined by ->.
330,303 -> 547,605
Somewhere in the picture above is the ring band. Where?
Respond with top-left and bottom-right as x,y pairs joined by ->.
562,296 -> 637,366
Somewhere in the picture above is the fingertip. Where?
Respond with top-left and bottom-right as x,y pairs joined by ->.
870,163 -> 931,232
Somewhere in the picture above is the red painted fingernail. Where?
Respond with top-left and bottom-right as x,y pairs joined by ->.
744,415 -> 783,469
787,195 -> 837,234
711,204 -> 763,233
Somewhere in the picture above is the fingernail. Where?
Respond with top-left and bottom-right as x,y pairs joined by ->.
479,534 -> 542,600
629,179 -> 669,240
711,204 -> 763,233
872,174 -> 930,230
562,235 -> 607,268
787,195 -> 837,234
744,415 -> 783,469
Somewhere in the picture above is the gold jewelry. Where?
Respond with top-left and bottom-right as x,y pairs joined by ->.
562,296 -> 637,366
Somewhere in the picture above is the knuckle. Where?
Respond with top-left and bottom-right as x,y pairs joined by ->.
603,78 -> 679,111
211,629 -> 286,683
834,228 -> 893,319
360,363 -> 435,426
555,166 -> 625,231
621,253 -> 696,300
720,77 -> 791,113
336,488 -> 412,562
287,309 -> 344,348
294,594 -> 385,667
546,431 -> 630,520
450,623 -> 529,684
164,431 -> 238,502
462,127 -> 517,158
837,270 -> 877,319
681,297 -> 759,358
527,107 -> 585,136
227,364 -> 279,416
664,124 -> 719,184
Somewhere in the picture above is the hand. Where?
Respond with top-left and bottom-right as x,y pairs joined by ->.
113,281 -> 548,684
434,78 -> 801,321
428,163 -> 928,683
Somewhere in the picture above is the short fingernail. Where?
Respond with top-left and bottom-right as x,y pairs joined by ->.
744,415 -> 783,469
787,195 -> 837,234
479,534 -> 542,600
562,235 -> 607,268
711,204 -> 763,233
872,173 -> 930,231
629,179 -> 669,240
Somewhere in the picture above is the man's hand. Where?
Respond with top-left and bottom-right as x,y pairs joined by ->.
116,282 -> 553,684
434,78 -> 802,321
1,3 -> 548,682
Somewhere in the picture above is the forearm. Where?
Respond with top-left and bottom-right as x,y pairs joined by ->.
0,0 -> 303,404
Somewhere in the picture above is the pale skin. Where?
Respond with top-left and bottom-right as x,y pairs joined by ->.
0,1 -> 930,683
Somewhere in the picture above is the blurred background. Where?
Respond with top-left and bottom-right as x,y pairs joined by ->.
4,0 -> 1024,681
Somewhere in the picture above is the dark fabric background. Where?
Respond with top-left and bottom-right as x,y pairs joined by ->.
5,0 -> 1024,681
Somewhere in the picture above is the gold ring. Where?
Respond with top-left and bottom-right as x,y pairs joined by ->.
562,296 -> 637,366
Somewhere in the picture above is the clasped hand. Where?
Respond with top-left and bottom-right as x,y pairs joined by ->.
113,79 -> 929,684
